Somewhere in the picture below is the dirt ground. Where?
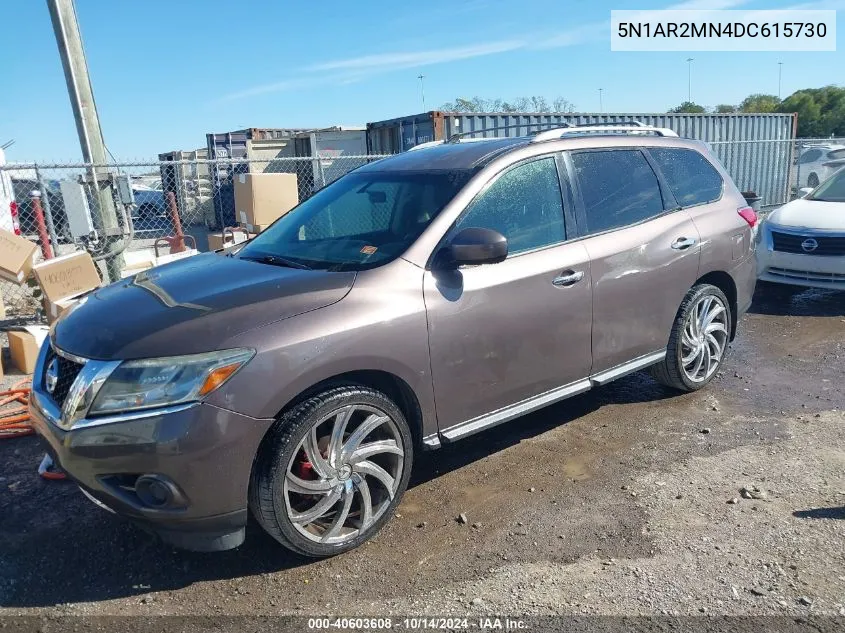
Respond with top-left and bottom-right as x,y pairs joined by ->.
0,284 -> 843,619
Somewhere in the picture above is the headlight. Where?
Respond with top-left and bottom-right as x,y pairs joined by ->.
90,348 -> 254,415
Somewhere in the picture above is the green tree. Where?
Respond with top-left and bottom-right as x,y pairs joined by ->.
715,104 -> 737,113
779,86 -> 845,137
739,94 -> 780,113
668,101 -> 706,113
440,96 -> 575,113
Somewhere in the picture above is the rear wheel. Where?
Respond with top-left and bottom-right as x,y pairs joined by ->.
249,385 -> 413,557
807,173 -> 820,188
650,284 -> 732,392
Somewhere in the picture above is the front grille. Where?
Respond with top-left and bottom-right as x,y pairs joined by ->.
42,347 -> 85,409
766,267 -> 845,285
771,231 -> 845,256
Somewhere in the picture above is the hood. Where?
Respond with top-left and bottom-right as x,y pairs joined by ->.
54,252 -> 355,360
766,198 -> 845,232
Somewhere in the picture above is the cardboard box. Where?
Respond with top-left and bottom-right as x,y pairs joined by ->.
0,230 -> 38,284
7,326 -> 49,374
33,251 -> 100,304
241,223 -> 268,233
42,295 -> 82,323
208,228 -> 254,251
33,251 -> 101,325
234,172 -> 298,230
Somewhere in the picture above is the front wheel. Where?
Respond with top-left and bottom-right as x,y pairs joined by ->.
650,284 -> 732,392
249,385 -> 413,557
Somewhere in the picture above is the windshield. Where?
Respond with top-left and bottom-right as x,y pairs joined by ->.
808,168 -> 845,203
237,169 -> 472,271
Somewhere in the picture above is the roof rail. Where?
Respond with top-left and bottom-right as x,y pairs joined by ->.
407,137 -> 494,151
531,125 -> 678,143
445,121 -> 577,143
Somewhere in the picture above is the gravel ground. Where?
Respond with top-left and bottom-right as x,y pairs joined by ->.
0,283 -> 843,619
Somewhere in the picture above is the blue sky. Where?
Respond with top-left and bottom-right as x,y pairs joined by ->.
1,0 -> 842,161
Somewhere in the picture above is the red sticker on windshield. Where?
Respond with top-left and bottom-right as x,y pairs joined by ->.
361,245 -> 377,255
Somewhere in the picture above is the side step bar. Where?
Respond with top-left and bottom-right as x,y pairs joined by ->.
438,351 -> 666,443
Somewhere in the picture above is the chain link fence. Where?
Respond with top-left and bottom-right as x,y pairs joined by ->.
0,154 -> 389,322
2,138 -> 845,323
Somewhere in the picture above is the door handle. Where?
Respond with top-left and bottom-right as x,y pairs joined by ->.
552,270 -> 585,287
671,237 -> 697,250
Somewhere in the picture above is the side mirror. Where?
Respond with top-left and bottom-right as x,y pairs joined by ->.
437,227 -> 508,268
798,187 -> 814,198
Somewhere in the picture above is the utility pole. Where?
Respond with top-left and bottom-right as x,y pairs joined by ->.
47,0 -> 123,281
598,88 -> 603,113
778,61 -> 783,100
686,57 -> 694,103
418,74 -> 426,111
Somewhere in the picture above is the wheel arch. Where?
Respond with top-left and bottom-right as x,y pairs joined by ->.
695,271 -> 738,340
268,370 -> 425,450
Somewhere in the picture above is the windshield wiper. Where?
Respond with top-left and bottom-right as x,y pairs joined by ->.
240,254 -> 312,270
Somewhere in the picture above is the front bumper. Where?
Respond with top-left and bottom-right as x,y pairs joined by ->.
28,345 -> 274,552
757,243 -> 845,290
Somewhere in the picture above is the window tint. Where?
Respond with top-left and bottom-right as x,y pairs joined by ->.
799,149 -> 823,163
571,150 -> 664,234
649,147 -> 723,207
454,157 -> 565,255
239,170 -> 471,271
827,149 -> 845,160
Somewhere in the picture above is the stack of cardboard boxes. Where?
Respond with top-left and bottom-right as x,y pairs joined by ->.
206,172 -> 299,251
0,229 -> 102,377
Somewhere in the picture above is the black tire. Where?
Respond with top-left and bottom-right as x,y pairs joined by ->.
649,283 -> 732,392
807,173 -> 820,188
249,385 -> 413,557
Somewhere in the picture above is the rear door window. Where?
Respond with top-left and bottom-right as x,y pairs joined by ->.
648,147 -> 723,207
570,149 -> 665,235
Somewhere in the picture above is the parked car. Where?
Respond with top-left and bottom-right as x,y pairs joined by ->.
12,178 -> 71,242
29,126 -> 757,557
796,143 -> 845,189
131,181 -> 167,218
757,166 -> 845,290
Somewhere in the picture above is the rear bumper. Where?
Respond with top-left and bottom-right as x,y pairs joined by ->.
29,389 -> 273,551
731,252 -> 757,322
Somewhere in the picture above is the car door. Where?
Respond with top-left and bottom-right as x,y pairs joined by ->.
566,147 -> 701,376
424,155 -> 593,438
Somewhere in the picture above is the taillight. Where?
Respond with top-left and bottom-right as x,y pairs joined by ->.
737,206 -> 757,228
9,201 -> 21,235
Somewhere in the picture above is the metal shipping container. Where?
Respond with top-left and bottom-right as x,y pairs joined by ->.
367,112 -> 798,205
206,128 -> 304,228
206,127 -> 369,228
293,128 -> 368,197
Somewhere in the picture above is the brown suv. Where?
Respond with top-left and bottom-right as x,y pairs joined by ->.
29,126 -> 757,557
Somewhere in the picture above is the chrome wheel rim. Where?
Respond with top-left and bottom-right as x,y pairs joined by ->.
283,405 -> 404,545
681,294 -> 728,383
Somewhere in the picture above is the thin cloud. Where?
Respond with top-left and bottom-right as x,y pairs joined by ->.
217,0 -> 776,102
308,40 -> 526,73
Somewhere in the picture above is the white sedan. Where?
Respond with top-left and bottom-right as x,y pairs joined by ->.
757,168 -> 845,290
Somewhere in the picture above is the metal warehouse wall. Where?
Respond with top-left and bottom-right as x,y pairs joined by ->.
368,112 -> 797,204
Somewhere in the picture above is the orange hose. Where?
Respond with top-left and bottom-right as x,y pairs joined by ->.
1,380 -> 33,439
